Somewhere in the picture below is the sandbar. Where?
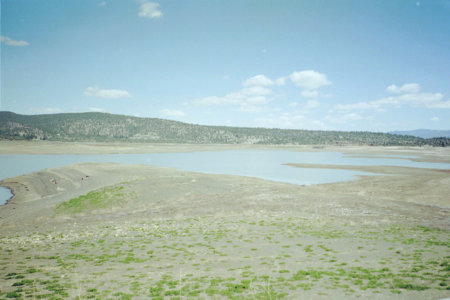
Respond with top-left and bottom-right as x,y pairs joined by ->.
0,141 -> 449,299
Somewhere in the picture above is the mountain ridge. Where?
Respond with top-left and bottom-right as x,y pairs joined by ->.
1,111 -> 449,146
390,129 -> 450,139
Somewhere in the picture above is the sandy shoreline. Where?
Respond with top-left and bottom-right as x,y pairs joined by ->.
1,140 -> 450,162
0,141 -> 449,299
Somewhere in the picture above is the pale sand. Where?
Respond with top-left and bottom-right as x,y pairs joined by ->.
0,141 -> 449,299
1,140 -> 450,163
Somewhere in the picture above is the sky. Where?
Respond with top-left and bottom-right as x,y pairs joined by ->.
1,0 -> 449,132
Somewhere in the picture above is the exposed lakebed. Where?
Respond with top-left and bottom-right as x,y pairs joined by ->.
1,150 -> 449,205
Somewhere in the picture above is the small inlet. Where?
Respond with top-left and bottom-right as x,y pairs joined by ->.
0,186 -> 13,205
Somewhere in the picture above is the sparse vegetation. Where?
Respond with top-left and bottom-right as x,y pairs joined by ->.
0,143 -> 448,298
1,215 -> 448,299
2,111 -> 447,146
55,185 -> 129,214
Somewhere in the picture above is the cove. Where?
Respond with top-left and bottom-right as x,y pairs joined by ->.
0,187 -> 13,206
1,150 -> 449,205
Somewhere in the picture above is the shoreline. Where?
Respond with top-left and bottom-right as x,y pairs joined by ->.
0,142 -> 449,212
0,144 -> 449,299
1,159 -> 448,230
284,162 -> 450,174
1,140 -> 449,166
0,185 -> 14,206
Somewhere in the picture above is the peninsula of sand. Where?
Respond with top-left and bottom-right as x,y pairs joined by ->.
0,141 -> 449,299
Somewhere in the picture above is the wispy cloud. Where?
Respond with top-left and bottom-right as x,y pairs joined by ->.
336,93 -> 448,111
84,87 -> 132,99
289,100 -> 320,112
193,70 -> 331,113
193,74 -> 275,113
336,84 -> 449,111
300,89 -> 319,98
430,116 -> 440,122
393,92 -> 448,108
160,109 -> 185,117
275,77 -> 287,86
335,102 -> 379,112
89,107 -> 106,112
289,70 -> 331,90
242,74 -> 273,87
98,1 -> 107,7
138,1 -> 163,19
255,112 -> 305,129
33,107 -> 61,114
0,36 -> 29,47
386,83 -> 421,94
325,113 -> 365,124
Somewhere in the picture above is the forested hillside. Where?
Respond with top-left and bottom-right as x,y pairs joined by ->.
1,111 -> 448,146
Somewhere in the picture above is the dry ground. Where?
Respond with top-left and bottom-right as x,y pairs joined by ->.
0,142 -> 449,299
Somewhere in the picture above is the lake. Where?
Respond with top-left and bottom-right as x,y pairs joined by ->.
1,150 -> 449,205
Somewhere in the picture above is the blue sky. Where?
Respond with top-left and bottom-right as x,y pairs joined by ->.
1,0 -> 449,132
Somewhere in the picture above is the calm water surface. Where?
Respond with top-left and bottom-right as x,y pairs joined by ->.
1,150 -> 449,205
0,187 -> 12,205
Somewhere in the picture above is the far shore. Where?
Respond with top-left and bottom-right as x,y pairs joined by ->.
1,140 -> 449,163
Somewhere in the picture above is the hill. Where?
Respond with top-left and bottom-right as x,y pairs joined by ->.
1,111 -> 448,146
390,129 -> 450,139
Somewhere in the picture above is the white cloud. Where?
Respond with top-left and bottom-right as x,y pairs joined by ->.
255,113 -> 305,129
138,1 -> 163,19
386,83 -> 421,94
325,113 -> 364,124
193,84 -> 272,114
0,36 -> 29,46
241,86 -> 272,96
193,70 -> 331,114
300,89 -> 319,98
304,100 -> 320,109
336,90 -> 449,112
84,87 -> 132,99
89,107 -> 106,112
289,100 -> 320,112
160,109 -> 185,117
288,70 -> 331,98
98,1 -> 106,7
335,101 -> 382,112
275,77 -> 287,86
242,75 -> 274,87
237,104 -> 267,113
192,96 -> 223,105
289,70 -> 331,90
33,107 -> 61,114
430,116 -> 440,122
255,112 -> 330,130
396,92 -> 447,108
312,120 -> 327,129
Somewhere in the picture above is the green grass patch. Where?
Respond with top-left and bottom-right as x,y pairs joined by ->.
55,185 -> 127,214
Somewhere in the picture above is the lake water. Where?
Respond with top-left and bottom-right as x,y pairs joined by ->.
1,150 -> 449,205
0,187 -> 13,206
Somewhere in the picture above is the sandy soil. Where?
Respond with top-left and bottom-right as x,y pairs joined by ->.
1,140 -> 449,163
0,141 -> 449,299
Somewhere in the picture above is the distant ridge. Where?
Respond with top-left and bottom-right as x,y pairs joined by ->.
390,129 -> 450,139
1,111 -> 449,146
